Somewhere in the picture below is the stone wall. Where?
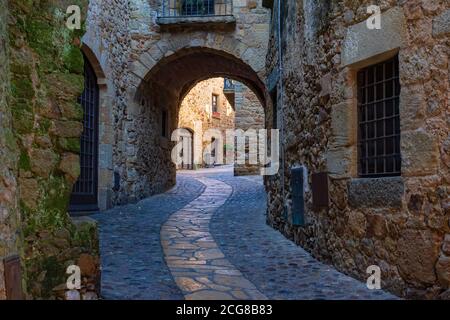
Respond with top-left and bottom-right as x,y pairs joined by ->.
178,77 -> 265,170
234,82 -> 265,175
178,77 -> 236,167
83,0 -> 131,206
265,0 -> 450,299
84,0 -> 271,204
0,0 -> 100,299
0,0 -> 20,299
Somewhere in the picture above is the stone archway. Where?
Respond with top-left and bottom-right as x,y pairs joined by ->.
118,47 -> 270,203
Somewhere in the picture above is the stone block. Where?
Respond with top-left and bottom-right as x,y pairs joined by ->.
51,120 -> 83,138
319,73 -> 332,98
348,177 -> 404,208
330,102 -> 356,147
366,214 -> 388,239
399,85 -> 426,131
326,146 -> 356,178
59,153 -> 80,183
19,178 -> 39,209
442,234 -> 450,256
30,148 -> 58,178
436,255 -> 450,287
397,229 -> 441,286
432,9 -> 450,37
99,144 -> 113,169
401,129 -> 439,177
342,7 -> 406,68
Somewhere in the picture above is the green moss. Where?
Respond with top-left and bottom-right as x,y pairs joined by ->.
19,151 -> 31,171
10,62 -> 31,76
73,222 -> 98,254
26,18 -> 57,65
37,117 -> 52,134
59,100 -> 84,120
12,109 -> 34,134
11,77 -> 34,100
22,176 -> 71,238
63,45 -> 84,74
39,256 -> 66,299
44,73 -> 84,101
58,137 -> 80,153
4,129 -> 18,151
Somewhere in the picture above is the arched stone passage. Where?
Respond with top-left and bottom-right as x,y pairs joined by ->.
122,47 -> 270,203
140,47 -> 268,106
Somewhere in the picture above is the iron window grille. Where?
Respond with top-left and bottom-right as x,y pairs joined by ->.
357,55 -> 401,178
70,56 -> 99,210
159,0 -> 233,18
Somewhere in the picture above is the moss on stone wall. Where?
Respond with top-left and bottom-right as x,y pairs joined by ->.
7,0 -> 97,299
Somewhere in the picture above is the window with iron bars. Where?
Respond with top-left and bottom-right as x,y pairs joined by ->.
357,55 -> 401,178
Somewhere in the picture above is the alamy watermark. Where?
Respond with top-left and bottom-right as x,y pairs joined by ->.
367,5 -> 382,30
66,5 -> 81,30
66,265 -> 81,290
171,121 -> 280,176
366,265 -> 382,290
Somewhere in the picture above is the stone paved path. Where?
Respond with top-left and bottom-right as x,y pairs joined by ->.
161,177 -> 267,300
92,176 -> 204,300
94,166 -> 397,300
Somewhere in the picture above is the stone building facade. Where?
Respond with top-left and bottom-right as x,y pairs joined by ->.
82,0 -> 271,206
178,77 -> 236,168
178,77 -> 265,170
265,0 -> 449,299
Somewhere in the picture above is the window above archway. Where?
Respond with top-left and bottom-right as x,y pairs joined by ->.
157,0 -> 236,29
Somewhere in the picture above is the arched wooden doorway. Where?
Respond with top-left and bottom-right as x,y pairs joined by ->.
69,56 -> 99,212
178,128 -> 194,170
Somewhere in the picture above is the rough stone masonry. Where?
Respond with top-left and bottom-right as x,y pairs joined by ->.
265,0 -> 449,299
1,0 -> 100,300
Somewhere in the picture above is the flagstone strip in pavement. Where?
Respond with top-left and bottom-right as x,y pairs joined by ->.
92,176 -> 205,300
161,177 -> 268,300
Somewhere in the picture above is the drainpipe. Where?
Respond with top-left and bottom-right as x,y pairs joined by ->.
277,0 -> 287,218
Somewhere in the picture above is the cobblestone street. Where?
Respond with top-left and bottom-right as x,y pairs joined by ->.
94,166 -> 397,300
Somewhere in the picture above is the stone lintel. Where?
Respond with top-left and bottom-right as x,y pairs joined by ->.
348,176 -> 404,209
342,7 -> 406,68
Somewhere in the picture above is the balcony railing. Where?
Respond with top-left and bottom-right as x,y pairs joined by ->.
223,78 -> 235,93
159,0 -> 233,18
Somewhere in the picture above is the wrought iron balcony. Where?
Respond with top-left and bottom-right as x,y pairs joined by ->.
159,0 -> 233,18
223,78 -> 235,93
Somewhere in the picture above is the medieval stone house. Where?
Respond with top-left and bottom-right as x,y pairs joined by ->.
177,77 -> 264,170
265,1 -> 449,299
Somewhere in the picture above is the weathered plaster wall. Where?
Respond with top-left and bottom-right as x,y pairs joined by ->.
2,0 -> 100,299
266,0 -> 449,299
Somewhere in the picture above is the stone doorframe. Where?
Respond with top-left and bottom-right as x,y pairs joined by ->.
79,44 -> 114,211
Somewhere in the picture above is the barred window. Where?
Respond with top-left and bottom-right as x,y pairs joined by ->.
357,56 -> 401,178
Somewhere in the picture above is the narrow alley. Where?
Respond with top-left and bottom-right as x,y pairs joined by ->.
94,166 -> 396,300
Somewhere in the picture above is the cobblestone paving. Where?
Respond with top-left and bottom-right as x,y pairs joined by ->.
92,176 -> 204,300
94,166 -> 397,300
209,169 -> 397,300
161,177 -> 267,300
